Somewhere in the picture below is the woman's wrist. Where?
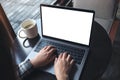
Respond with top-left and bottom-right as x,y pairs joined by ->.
30,58 -> 37,68
56,74 -> 69,80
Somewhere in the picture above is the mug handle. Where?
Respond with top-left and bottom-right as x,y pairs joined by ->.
23,38 -> 31,48
18,28 -> 27,38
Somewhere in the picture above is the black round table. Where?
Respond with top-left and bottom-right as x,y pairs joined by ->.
80,21 -> 112,80
14,20 -> 112,80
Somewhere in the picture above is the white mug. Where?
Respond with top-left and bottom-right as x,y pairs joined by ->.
18,19 -> 38,39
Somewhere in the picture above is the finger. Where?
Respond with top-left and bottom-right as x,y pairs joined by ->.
39,46 -> 47,52
45,45 -> 51,51
43,46 -> 47,50
58,53 -> 63,59
62,52 -> 68,59
46,45 -> 55,51
54,57 -> 58,64
67,54 -> 72,62
47,47 -> 56,55
70,59 -> 74,65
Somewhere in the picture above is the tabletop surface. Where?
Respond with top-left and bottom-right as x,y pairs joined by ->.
13,19 -> 112,80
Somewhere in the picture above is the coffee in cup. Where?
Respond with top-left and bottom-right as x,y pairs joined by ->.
18,19 -> 38,39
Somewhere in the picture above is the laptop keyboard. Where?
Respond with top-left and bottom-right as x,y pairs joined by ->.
34,40 -> 85,64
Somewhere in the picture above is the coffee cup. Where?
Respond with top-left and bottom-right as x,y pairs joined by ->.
18,19 -> 38,39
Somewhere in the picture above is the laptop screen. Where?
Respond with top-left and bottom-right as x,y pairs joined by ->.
41,5 -> 94,46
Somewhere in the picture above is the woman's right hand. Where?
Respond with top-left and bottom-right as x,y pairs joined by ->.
54,52 -> 74,80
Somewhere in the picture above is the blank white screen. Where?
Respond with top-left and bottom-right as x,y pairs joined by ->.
41,6 -> 94,45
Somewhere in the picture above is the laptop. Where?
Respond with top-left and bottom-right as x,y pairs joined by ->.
26,4 -> 95,80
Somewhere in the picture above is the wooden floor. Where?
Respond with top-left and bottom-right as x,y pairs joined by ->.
0,0 -> 119,41
0,0 -> 55,33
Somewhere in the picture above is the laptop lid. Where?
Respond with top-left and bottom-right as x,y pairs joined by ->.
40,4 -> 94,46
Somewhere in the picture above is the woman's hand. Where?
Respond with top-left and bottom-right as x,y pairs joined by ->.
54,52 -> 74,80
31,45 -> 56,68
